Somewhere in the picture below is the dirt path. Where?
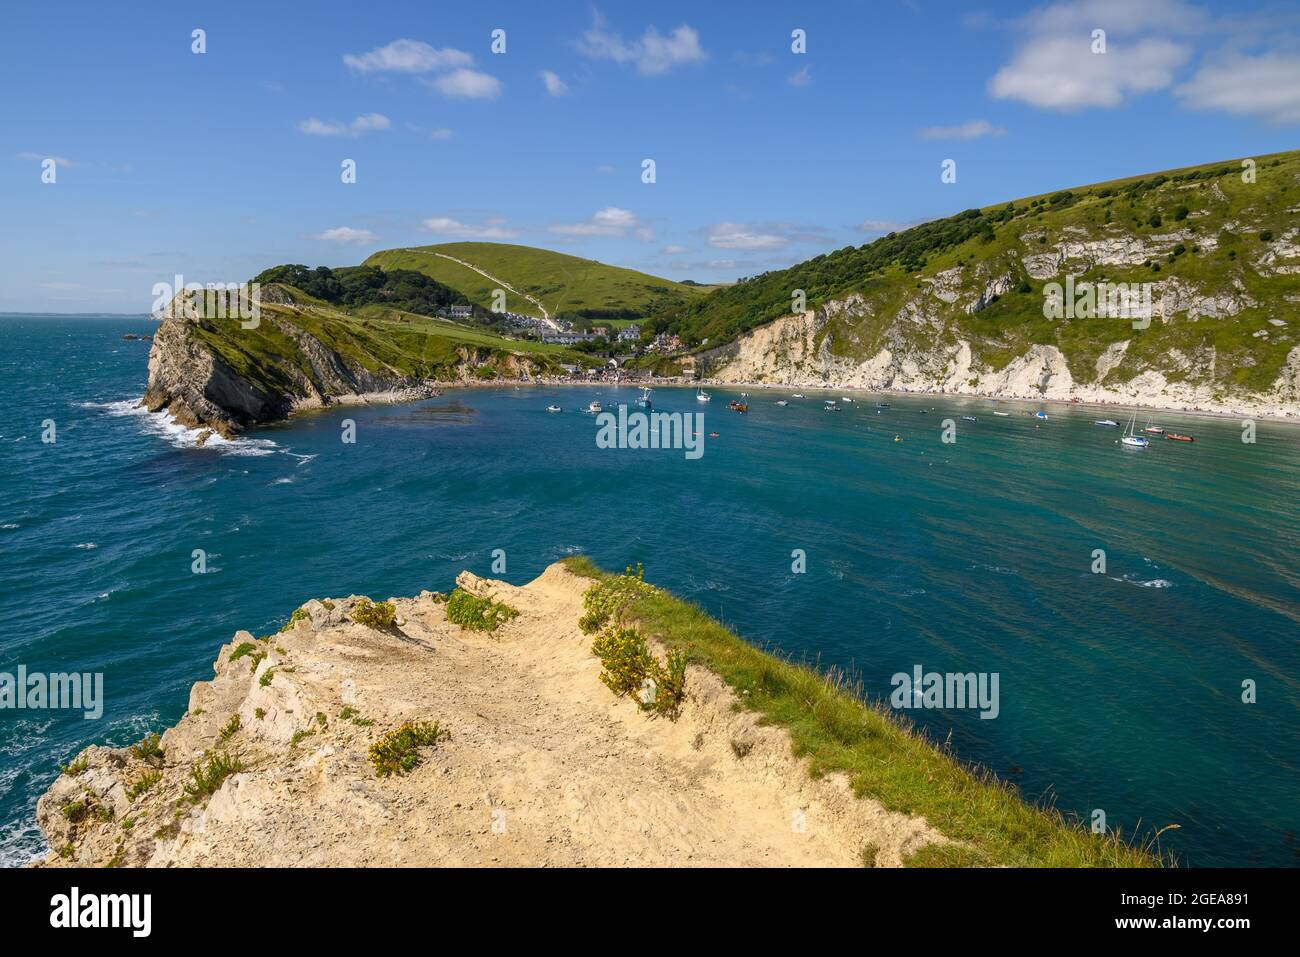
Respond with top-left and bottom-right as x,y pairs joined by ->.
39,564 -> 944,867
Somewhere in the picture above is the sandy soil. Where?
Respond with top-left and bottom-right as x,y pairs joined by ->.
37,564 -> 944,868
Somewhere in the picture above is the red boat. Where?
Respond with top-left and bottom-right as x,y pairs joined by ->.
1166,432 -> 1194,442
728,400 -> 748,413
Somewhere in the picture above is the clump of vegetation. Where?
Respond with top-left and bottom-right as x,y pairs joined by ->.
126,769 -> 162,801
129,732 -> 164,763
219,714 -> 241,741
183,751 -> 242,801
60,801 -> 88,824
350,597 -> 397,629
60,756 -> 89,777
369,721 -> 448,777
259,668 -> 276,688
578,563 -> 656,634
290,729 -> 313,749
339,706 -> 357,720
445,588 -> 518,632
228,641 -> 258,663
280,607 -> 309,632
589,626 -> 688,719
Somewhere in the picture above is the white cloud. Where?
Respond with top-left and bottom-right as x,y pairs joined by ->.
788,66 -> 811,87
990,34 -> 1189,109
577,12 -> 706,76
344,39 -> 473,74
706,223 -> 789,251
540,70 -> 569,96
16,152 -> 75,167
661,244 -> 691,255
428,127 -> 454,141
1017,0 -> 1209,37
430,69 -> 502,100
297,113 -> 391,137
917,119 -> 1006,140
550,207 -> 644,237
310,227 -> 378,244
421,216 -> 519,240
1177,52 -> 1300,124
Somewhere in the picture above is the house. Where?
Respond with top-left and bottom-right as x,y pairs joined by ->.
617,324 -> 642,342
591,325 -> 610,338
447,304 -> 473,320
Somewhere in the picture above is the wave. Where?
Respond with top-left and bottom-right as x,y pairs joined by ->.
1112,575 -> 1174,589
78,399 -> 278,456
74,542 -> 97,550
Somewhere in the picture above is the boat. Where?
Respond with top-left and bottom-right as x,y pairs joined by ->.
841,397 -> 853,403
546,405 -> 561,413
636,387 -> 653,410
586,400 -> 603,414
893,434 -> 902,442
1166,432 -> 1194,442
792,393 -> 804,398
823,404 -> 840,412
775,400 -> 788,407
708,432 -> 720,438
728,399 -> 748,413
696,389 -> 711,402
993,411 -> 1010,417
1033,411 -> 1048,420
1142,424 -> 1165,435
961,415 -> 977,422
1120,413 -> 1149,448
876,402 -> 891,409
1095,419 -> 1119,427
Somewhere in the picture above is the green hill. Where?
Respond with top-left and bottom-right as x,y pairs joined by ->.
657,150 -> 1300,408
364,242 -> 706,323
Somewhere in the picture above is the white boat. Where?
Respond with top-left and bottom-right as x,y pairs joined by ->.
775,400 -> 788,406
841,397 -> 853,403
961,415 -> 977,422
1095,419 -> 1119,427
792,393 -> 804,399
1120,413 -> 1149,448
636,387 -> 653,410
696,389 -> 711,402
586,400 -> 603,414
993,411 -> 1010,417
546,405 -> 561,413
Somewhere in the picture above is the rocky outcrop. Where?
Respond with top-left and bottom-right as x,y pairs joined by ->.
139,288 -> 553,435
36,565 -> 944,868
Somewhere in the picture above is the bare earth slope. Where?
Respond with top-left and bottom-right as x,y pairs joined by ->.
37,564 -> 942,867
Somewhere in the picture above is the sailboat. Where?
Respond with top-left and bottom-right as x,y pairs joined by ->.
696,388 -> 711,402
1120,413 -> 1149,448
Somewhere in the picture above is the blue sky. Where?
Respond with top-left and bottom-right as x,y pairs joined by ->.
3,0 -> 1299,312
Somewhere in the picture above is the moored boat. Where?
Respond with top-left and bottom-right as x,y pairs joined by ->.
1166,432 -> 1194,442
586,400 -> 603,414
1095,419 -> 1119,427
546,405 -> 561,413
1120,413 -> 1149,448
728,399 -> 748,413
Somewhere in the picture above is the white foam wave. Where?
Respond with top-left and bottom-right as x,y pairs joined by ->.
80,399 -> 278,456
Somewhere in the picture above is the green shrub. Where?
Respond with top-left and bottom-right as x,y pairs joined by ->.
590,626 -> 688,720
369,721 -> 448,776
129,732 -> 164,762
280,607 -> 309,633
60,756 -> 88,777
1259,229 -> 1273,242
126,770 -> 161,800
183,751 -> 242,800
445,588 -> 518,632
578,564 -> 656,634
219,714 -> 241,740
228,641 -> 258,663
351,598 -> 397,629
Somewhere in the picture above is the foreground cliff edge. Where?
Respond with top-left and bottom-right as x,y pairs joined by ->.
37,561 -> 1161,868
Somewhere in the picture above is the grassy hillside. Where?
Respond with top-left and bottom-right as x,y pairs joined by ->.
365,242 -> 706,323
564,557 -> 1164,867
656,150 -> 1300,397
190,283 -> 584,394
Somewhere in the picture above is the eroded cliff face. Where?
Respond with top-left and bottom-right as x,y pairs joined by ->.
140,288 -> 550,436
704,233 -> 1300,418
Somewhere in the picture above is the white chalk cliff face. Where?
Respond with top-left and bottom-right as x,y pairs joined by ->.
705,227 -> 1300,418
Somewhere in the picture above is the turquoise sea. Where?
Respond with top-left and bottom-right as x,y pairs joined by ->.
1,315 -> 1297,866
